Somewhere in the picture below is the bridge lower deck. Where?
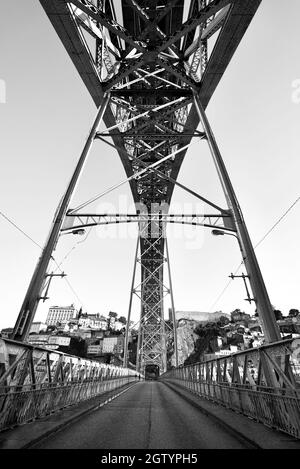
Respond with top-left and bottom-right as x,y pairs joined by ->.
2,381 -> 299,450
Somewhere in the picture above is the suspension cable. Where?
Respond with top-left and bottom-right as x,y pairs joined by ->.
0,209 -> 87,309
0,210 -> 42,249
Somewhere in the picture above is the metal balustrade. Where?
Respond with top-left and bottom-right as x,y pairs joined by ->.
0,338 -> 141,432
160,338 -> 300,439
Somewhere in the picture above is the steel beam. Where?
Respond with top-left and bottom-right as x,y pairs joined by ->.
193,94 -> 280,343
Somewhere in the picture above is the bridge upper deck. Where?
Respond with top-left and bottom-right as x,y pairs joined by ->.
39,0 -> 262,205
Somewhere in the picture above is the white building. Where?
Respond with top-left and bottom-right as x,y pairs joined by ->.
87,344 -> 103,355
0,328 -> 14,339
27,335 -> 49,346
79,314 -> 107,330
30,322 -> 47,334
48,336 -> 71,347
28,334 -> 71,348
46,304 -> 77,326
102,336 -> 124,354
111,320 -> 125,331
102,337 -> 118,353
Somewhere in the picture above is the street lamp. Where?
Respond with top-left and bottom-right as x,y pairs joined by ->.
71,229 -> 86,236
211,229 -> 237,239
60,229 -> 86,237
211,229 -> 254,304
211,229 -> 243,252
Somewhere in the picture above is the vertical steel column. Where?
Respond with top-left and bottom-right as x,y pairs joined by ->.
136,319 -> 142,372
123,234 -> 140,368
13,94 -> 111,342
159,263 -> 167,374
165,237 -> 179,367
193,94 -> 280,343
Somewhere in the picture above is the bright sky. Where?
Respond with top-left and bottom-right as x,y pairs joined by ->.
0,0 -> 300,330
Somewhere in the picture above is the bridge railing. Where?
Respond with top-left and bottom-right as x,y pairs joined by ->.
160,338 -> 300,439
0,338 -> 141,432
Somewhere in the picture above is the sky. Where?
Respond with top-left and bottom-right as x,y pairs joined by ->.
0,0 -> 300,330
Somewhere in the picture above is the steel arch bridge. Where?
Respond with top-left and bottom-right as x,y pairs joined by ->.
12,0 -> 280,375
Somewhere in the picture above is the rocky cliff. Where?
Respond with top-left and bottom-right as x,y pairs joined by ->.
171,319 -> 200,367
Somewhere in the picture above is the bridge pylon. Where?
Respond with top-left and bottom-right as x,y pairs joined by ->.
123,220 -> 178,374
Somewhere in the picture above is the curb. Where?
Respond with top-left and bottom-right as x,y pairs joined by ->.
162,380 -> 262,449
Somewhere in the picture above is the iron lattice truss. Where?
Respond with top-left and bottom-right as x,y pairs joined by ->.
0,338 -> 141,431
134,217 -> 174,372
38,0 -> 262,372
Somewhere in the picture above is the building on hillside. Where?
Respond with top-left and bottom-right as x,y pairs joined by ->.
73,329 -> 92,340
28,334 -> 71,350
277,317 -> 300,335
30,322 -> 47,334
46,304 -> 77,326
230,310 -> 251,325
0,327 -> 14,339
102,336 -> 118,354
115,336 -> 124,354
48,336 -> 71,347
27,334 -> 49,346
78,313 -> 107,330
111,320 -> 125,331
90,330 -> 105,339
63,321 -> 79,333
87,343 -> 103,356
102,336 -> 124,355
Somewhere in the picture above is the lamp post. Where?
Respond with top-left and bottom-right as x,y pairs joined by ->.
211,228 -> 246,254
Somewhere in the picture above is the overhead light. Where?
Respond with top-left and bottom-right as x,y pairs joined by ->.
72,229 -> 86,236
211,229 -> 225,236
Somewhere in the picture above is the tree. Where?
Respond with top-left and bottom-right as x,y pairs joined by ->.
107,311 -> 118,329
289,309 -> 300,318
184,322 -> 225,365
274,310 -> 283,321
109,311 -> 118,319
231,308 -> 242,314
217,315 -> 230,326
230,308 -> 243,323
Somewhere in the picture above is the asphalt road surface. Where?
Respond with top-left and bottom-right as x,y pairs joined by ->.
33,381 -> 251,449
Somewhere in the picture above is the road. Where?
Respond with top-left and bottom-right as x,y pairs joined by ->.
32,381 -> 253,449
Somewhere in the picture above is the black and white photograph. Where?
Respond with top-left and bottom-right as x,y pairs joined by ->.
0,0 -> 300,458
